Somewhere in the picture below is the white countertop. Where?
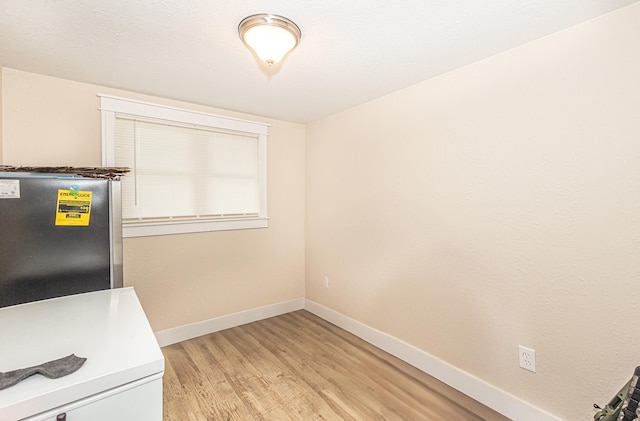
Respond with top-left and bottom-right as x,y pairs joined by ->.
0,287 -> 164,420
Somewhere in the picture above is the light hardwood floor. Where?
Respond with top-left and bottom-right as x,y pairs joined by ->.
162,310 -> 510,420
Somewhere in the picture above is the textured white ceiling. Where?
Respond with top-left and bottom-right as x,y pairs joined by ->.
0,0 -> 637,124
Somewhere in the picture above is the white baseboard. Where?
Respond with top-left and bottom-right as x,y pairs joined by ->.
304,299 -> 559,421
154,298 -> 305,347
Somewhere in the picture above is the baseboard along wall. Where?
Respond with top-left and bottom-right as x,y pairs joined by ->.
304,300 -> 559,421
154,298 -> 559,421
154,298 -> 305,347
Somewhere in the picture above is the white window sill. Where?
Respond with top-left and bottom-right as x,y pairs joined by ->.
122,217 -> 269,238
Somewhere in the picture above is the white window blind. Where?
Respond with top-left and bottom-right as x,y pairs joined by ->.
115,117 -> 260,221
100,95 -> 269,237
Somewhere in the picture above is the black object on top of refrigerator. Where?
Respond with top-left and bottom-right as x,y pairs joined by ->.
0,173 -> 123,308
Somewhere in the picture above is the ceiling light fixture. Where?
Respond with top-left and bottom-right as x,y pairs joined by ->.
238,14 -> 301,66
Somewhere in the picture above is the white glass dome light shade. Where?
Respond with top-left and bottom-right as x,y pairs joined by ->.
243,25 -> 296,65
239,14 -> 301,66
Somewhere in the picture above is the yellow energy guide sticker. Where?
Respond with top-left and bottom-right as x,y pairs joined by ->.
55,189 -> 93,226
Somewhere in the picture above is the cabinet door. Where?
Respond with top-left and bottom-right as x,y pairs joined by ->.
25,375 -> 162,421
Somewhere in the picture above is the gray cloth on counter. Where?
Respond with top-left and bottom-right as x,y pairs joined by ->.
0,354 -> 87,390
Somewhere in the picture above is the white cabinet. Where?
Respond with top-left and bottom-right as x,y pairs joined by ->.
26,375 -> 162,421
0,288 -> 164,421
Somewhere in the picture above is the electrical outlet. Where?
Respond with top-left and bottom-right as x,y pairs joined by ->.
323,276 -> 329,288
519,345 -> 536,372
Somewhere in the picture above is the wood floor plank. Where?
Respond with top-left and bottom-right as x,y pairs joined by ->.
246,316 -> 430,421
238,320 -> 371,420
224,327 -> 332,419
219,325 -> 341,420
162,310 -> 509,420
199,331 -> 298,421
164,341 -> 255,420
258,313 -> 464,421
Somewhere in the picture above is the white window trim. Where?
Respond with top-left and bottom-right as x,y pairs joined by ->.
99,94 -> 269,238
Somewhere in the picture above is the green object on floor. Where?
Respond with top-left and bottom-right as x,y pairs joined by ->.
594,380 -> 630,421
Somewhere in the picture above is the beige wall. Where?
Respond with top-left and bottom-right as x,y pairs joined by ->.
1,68 -> 306,331
0,68 -> 3,162
306,4 -> 640,420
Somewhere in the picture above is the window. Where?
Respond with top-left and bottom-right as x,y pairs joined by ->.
100,95 -> 269,237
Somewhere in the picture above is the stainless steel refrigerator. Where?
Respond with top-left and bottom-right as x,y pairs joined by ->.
0,173 -> 123,308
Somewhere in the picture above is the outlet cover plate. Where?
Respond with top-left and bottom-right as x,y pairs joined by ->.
519,345 -> 536,372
